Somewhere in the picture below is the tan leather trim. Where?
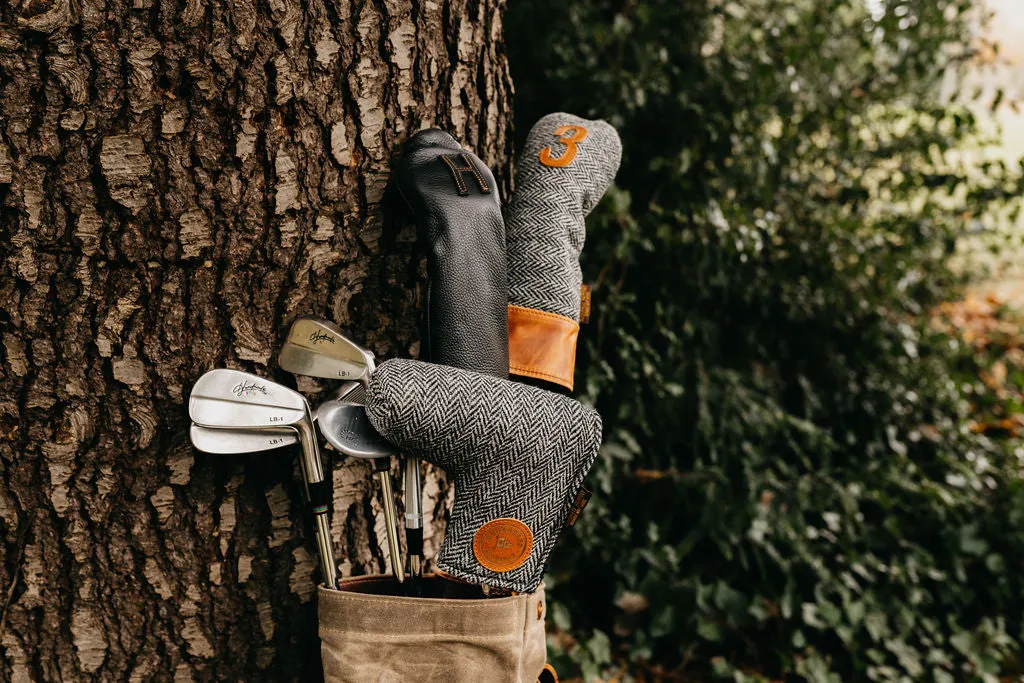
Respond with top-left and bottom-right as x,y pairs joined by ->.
508,305 -> 579,391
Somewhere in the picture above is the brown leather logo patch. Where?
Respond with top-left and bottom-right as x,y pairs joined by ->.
473,518 -> 533,573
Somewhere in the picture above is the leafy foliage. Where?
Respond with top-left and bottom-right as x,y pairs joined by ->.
506,0 -> 1024,679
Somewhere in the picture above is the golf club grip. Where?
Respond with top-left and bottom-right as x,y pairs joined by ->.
406,527 -> 423,558
404,455 -> 423,565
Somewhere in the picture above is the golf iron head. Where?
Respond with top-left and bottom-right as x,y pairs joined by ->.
189,382 -> 362,456
189,424 -> 298,454
189,369 -> 323,484
316,401 -> 398,460
278,318 -> 376,383
189,368 -> 339,590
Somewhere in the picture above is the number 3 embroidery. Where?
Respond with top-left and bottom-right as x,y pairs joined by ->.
539,125 -> 589,168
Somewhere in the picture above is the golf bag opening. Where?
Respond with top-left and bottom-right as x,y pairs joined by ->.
319,574 -> 550,683
335,573 -> 490,600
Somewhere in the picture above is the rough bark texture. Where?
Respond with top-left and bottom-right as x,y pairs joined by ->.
0,0 -> 513,678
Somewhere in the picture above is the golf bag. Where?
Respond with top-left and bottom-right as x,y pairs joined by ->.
319,576 -> 550,683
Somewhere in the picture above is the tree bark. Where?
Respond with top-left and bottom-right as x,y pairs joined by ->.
0,0 -> 512,678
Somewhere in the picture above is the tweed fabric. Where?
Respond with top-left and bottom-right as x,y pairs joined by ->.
365,359 -> 603,593
505,113 -> 622,321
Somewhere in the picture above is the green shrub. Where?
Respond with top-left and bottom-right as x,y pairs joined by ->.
506,0 -> 1024,679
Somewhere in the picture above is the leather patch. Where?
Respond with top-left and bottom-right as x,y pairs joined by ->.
565,486 -> 592,528
439,153 -> 490,196
508,305 -> 580,391
473,518 -> 533,573
539,125 -> 589,168
579,284 -> 591,324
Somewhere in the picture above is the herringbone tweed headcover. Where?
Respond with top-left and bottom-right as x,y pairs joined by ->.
506,113 -> 622,321
365,359 -> 603,593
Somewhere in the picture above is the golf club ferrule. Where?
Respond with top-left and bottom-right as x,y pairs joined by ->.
307,479 -> 331,511
404,456 -> 422,526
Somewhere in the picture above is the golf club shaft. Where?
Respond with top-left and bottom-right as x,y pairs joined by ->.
297,420 -> 340,590
313,508 -> 338,589
404,455 -> 423,583
375,461 -> 405,583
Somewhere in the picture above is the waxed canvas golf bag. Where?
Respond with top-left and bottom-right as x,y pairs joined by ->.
319,576 -> 549,683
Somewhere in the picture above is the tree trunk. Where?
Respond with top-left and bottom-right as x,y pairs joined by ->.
0,0 -> 512,678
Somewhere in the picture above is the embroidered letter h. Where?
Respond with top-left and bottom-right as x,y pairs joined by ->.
440,154 -> 490,196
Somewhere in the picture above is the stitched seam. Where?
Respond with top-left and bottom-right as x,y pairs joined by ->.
508,305 -> 578,328
508,306 -> 578,384
439,154 -> 469,194
320,593 -> 527,608
508,364 -> 571,383
439,153 -> 488,195
319,628 -> 525,640
467,155 -> 489,192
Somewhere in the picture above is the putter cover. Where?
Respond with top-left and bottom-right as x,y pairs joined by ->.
395,129 -> 509,378
505,113 -> 622,391
365,359 -> 602,593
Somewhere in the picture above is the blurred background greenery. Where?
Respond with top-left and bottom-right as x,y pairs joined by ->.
505,0 -> 1024,680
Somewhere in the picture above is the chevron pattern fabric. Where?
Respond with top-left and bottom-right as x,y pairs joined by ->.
505,113 -> 622,321
365,358 -> 603,593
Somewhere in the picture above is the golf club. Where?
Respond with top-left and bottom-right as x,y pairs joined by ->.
279,318 -> 421,588
188,392 -> 344,461
316,400 -> 406,585
189,368 -> 338,590
278,317 -> 376,384
189,424 -> 298,454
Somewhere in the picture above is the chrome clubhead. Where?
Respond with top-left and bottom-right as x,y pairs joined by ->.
316,402 -> 397,460
189,368 -> 339,590
278,318 -> 376,382
188,369 -> 323,484
189,424 -> 298,454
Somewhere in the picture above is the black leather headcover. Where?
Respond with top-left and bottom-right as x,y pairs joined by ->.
395,129 -> 509,378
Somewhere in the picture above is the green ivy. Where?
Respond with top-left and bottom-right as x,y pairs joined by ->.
507,0 -> 1024,679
